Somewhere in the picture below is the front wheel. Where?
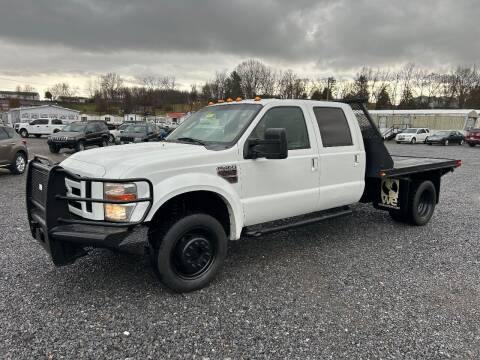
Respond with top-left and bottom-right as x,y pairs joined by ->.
108,134 -> 115,144
410,137 -> 416,144
459,139 -> 464,145
75,140 -> 85,152
444,139 -> 449,146
468,143 -> 476,147
9,152 -> 27,174
100,138 -> 108,147
150,214 -> 228,293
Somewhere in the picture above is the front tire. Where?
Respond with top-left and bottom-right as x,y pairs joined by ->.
150,214 -> 228,293
444,139 -> 449,146
410,137 -> 416,144
75,140 -> 85,152
100,138 -> 108,147
459,139 -> 464,145
9,152 -> 27,175
108,134 -> 115,144
468,143 -> 476,147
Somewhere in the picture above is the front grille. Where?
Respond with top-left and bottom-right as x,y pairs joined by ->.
52,136 -> 68,141
31,167 -> 48,206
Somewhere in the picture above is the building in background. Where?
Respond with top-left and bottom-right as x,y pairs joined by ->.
0,90 -> 41,110
7,104 -> 80,127
57,96 -> 89,104
80,113 -> 123,125
370,109 -> 479,134
166,112 -> 187,124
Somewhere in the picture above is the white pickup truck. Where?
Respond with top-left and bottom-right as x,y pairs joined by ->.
26,99 -> 461,292
19,118 -> 65,138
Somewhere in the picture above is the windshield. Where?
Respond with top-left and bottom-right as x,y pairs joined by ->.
118,123 -> 131,130
167,104 -> 262,145
403,129 -> 418,134
63,123 -> 87,132
435,131 -> 450,136
124,124 -> 147,133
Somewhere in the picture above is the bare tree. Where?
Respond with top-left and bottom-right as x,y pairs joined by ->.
236,59 -> 275,98
100,73 -> 123,101
48,82 -> 76,99
15,84 -> 37,93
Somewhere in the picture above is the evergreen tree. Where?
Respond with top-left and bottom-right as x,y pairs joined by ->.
375,87 -> 392,109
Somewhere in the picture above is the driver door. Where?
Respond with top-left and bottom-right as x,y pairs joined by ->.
240,106 -> 320,226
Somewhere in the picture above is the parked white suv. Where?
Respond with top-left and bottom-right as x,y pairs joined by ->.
18,118 -> 65,138
395,128 -> 430,144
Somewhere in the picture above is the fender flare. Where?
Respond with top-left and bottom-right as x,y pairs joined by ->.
145,173 -> 244,240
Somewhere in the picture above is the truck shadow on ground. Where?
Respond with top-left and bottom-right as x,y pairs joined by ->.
39,207 -> 398,299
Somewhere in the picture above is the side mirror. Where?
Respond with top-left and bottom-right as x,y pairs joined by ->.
244,128 -> 288,160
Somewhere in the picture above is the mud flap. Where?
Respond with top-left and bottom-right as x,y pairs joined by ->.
373,177 -> 410,213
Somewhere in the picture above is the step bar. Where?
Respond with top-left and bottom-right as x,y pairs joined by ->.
242,207 -> 352,238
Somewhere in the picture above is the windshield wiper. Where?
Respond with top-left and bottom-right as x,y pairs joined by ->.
176,137 -> 207,146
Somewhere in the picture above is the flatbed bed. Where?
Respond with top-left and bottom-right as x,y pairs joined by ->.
381,155 -> 459,177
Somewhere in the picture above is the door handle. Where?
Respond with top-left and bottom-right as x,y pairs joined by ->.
354,154 -> 360,166
311,157 -> 318,171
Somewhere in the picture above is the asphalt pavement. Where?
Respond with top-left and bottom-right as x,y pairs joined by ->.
1,138 -> 479,359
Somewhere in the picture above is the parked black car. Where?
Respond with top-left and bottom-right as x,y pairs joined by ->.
426,130 -> 465,146
119,123 -> 160,144
47,121 -> 110,153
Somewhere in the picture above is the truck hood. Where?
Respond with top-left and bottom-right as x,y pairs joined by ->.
61,141 -> 209,177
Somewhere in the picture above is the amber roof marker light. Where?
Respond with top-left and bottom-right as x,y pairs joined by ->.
236,97 -> 242,102
254,96 -> 262,101
208,101 -> 215,105
226,97 -> 233,102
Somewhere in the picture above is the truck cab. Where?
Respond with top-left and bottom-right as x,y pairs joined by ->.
26,99 -> 460,292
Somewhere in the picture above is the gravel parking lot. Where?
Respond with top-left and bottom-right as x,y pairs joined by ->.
1,138 -> 479,359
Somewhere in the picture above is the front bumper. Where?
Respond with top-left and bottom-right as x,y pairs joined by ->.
426,139 -> 445,144
26,156 -> 153,266
395,138 -> 413,143
47,139 -> 78,147
466,138 -> 480,145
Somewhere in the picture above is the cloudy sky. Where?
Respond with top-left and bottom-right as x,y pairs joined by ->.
0,0 -> 479,97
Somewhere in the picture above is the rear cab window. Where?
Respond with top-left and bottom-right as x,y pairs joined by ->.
312,107 -> 353,147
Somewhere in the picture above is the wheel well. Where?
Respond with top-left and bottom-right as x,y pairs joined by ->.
149,191 -> 231,237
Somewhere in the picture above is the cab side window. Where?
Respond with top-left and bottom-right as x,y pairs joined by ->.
249,107 -> 310,150
313,107 -> 353,147
0,128 -> 9,140
86,123 -> 96,133
52,119 -> 63,125
4,127 -> 16,138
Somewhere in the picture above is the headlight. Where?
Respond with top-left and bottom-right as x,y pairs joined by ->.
104,183 -> 137,222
